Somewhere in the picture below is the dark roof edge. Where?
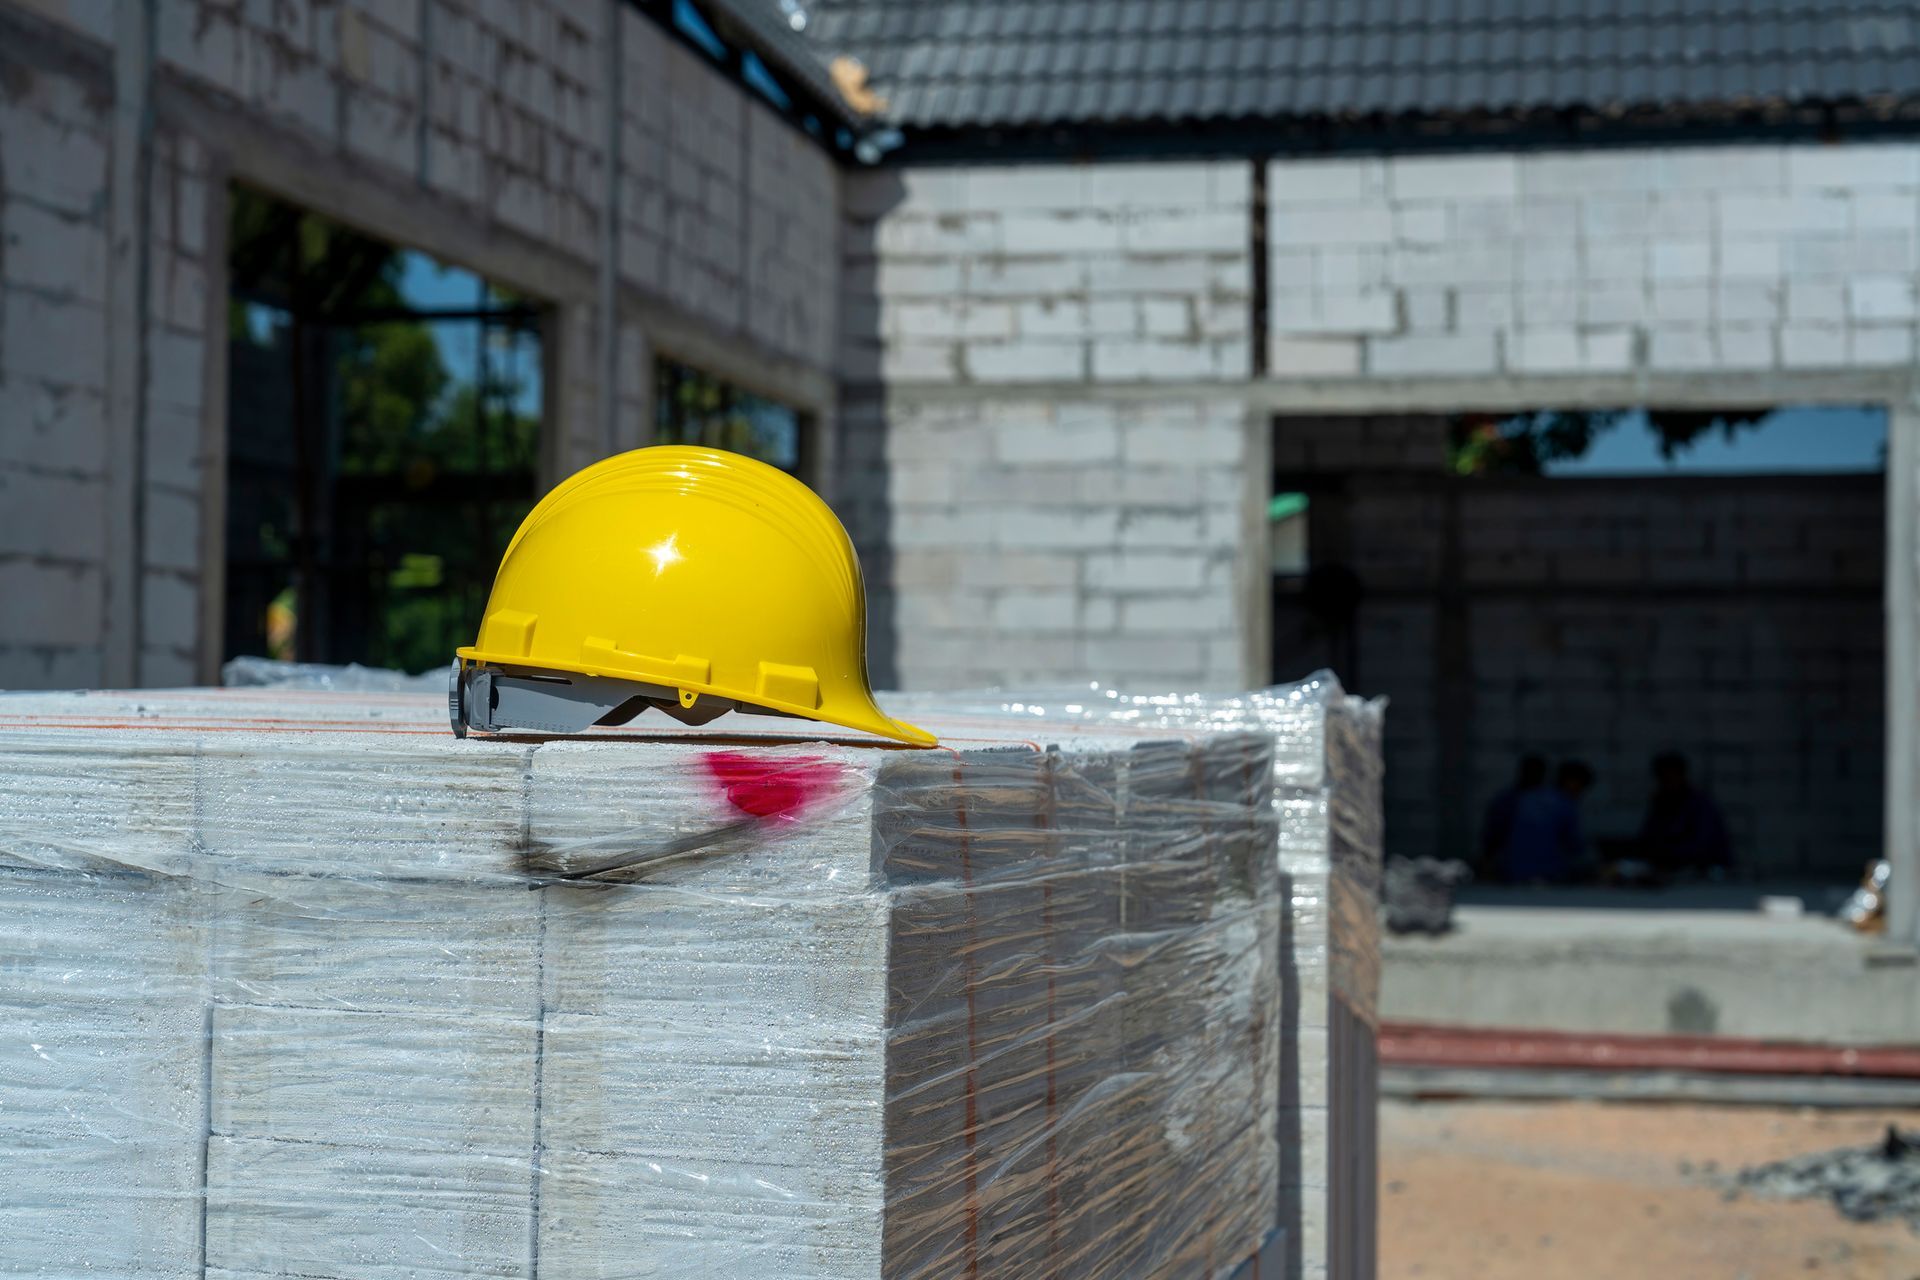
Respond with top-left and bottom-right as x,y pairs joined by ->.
873,99 -> 1920,167
625,0 -> 881,161
695,0 -> 862,126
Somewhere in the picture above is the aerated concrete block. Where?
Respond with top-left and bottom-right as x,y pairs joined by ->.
0,684 -> 1298,1279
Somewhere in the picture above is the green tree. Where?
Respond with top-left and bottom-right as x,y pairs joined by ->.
225,185 -> 541,673
1450,410 -> 1768,476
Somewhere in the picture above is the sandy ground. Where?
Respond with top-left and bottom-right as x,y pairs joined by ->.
1380,1099 -> 1920,1280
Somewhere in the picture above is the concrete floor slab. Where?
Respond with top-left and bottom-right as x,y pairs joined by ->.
1382,903 -> 1920,1043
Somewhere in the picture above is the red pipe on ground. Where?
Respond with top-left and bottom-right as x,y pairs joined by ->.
1379,1022 -> 1920,1079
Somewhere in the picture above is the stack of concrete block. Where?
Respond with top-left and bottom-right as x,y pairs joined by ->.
0,684 -> 1284,1278
894,672 -> 1385,1280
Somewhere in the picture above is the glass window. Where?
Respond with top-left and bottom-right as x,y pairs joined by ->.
654,359 -> 805,476
225,186 -> 542,674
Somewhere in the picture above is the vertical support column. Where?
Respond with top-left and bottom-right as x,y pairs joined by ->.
596,0 -> 623,459
196,156 -> 232,684
104,0 -> 155,686
621,321 -> 656,453
806,391 -> 840,501
1239,404 -> 1274,687
539,303 -> 590,487
1885,399 -> 1918,947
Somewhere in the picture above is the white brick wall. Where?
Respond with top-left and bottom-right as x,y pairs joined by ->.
838,396 -> 1249,691
1267,143 -> 1920,378
842,161 -> 1252,386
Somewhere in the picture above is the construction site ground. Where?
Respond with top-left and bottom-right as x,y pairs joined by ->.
1380,1098 -> 1920,1279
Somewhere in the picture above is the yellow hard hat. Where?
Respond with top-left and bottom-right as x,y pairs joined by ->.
451,446 -> 935,747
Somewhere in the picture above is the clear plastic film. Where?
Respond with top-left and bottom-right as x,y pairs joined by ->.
890,672 -> 1387,1030
0,683 -> 1289,1279
887,675 -> 1387,1280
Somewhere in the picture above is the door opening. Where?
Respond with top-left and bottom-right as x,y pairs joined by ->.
1273,409 -> 1886,887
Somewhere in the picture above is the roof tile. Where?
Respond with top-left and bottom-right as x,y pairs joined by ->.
758,0 -> 1920,133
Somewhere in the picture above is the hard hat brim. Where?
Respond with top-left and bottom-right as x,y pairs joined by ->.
455,647 -> 937,748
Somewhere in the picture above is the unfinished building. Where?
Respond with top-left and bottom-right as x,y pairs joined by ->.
2,0 -> 1917,933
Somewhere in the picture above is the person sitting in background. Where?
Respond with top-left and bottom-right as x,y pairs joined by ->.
1638,752 -> 1731,879
1499,759 -> 1595,885
1481,754 -> 1547,875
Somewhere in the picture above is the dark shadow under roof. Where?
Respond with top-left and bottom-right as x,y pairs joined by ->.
788,0 -> 1920,134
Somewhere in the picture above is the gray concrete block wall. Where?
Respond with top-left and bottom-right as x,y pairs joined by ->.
840,393 -> 1250,691
420,1 -> 611,253
0,44 -> 113,688
153,0 -> 613,251
1268,144 -> 1920,378
0,0 -> 841,688
842,161 -> 1252,386
149,0 -> 835,370
141,130 -> 215,686
617,7 -> 837,369
0,43 -> 227,689
744,105 -> 839,371
620,10 -> 738,335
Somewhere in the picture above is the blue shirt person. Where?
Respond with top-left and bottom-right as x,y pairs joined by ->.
1481,754 -> 1547,873
1498,760 -> 1595,884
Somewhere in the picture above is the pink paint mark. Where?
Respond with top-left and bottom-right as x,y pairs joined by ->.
702,751 -> 843,820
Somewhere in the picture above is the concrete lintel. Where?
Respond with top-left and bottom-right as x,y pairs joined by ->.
860,381 -> 1259,410
1252,370 -> 1916,414
867,370 -> 1916,414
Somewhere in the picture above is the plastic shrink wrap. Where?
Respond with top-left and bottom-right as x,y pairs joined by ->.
893,673 -> 1386,1280
0,680 -> 1305,1279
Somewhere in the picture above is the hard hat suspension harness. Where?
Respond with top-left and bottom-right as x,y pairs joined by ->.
449,660 -> 798,739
